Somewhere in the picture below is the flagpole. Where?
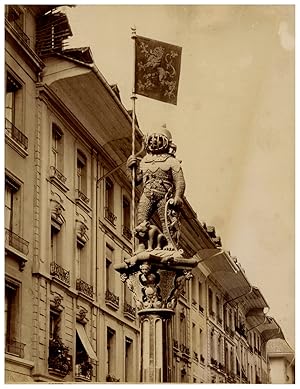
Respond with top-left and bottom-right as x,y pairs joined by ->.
131,26 -> 137,254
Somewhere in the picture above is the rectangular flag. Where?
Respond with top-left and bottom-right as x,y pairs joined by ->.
135,35 -> 182,105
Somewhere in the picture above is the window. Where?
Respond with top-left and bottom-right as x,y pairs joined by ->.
122,196 -> 131,239
51,226 -> 60,264
5,279 -> 24,358
77,151 -> 87,195
125,337 -> 133,382
76,241 -> 88,281
106,245 -> 114,292
107,328 -> 116,379
210,331 -> 214,360
191,277 -> 197,305
208,288 -> 214,315
218,336 -> 222,363
49,310 -> 60,340
6,73 -> 21,125
75,323 -> 97,380
51,124 -> 63,171
105,178 -> 116,225
5,5 -> 29,45
5,175 -> 21,233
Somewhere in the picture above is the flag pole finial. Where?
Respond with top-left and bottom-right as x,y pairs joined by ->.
131,25 -> 137,39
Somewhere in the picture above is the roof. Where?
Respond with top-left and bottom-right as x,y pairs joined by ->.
267,338 -> 295,364
62,47 -> 94,64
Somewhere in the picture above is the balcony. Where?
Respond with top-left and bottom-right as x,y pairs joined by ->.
105,289 -> 119,310
5,338 -> 25,358
5,228 -> 29,271
49,166 -> 68,192
105,208 -> 117,226
122,225 -> 132,240
5,119 -> 28,156
75,189 -> 91,213
76,279 -> 93,299
123,302 -> 136,319
75,361 -> 93,381
48,336 -> 72,377
50,262 -> 70,286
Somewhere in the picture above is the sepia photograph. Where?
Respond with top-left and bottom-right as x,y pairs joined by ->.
4,2 -> 295,384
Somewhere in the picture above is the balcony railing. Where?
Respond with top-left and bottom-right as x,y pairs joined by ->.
76,279 -> 93,299
105,208 -> 117,226
5,228 -> 29,255
235,324 -> 247,338
5,119 -> 28,151
122,225 -> 132,240
76,189 -> 90,205
48,336 -> 72,377
5,338 -> 25,358
105,289 -> 119,309
6,17 -> 30,46
75,361 -> 93,381
50,166 -> 67,185
124,302 -> 136,317
50,262 -> 70,285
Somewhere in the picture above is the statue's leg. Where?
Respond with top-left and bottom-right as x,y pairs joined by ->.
157,198 -> 171,242
137,193 -> 154,225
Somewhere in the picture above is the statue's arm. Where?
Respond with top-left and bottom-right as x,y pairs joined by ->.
171,161 -> 185,206
127,155 -> 143,186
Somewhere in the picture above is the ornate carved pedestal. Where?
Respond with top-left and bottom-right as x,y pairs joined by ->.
115,249 -> 198,383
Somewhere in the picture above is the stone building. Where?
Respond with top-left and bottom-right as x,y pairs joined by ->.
4,5 -> 292,383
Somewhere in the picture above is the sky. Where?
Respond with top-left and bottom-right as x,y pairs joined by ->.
61,4 -> 294,348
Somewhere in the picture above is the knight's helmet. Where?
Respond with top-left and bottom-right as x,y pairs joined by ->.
145,124 -> 175,154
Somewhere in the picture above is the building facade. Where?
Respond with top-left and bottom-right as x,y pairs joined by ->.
4,5 -> 294,384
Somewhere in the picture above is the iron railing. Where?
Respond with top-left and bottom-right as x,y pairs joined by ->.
50,166 -> 67,184
75,361 -> 93,380
105,289 -> 119,308
5,228 -> 29,255
5,119 -> 28,150
50,261 -> 70,285
76,189 -> 90,204
124,302 -> 136,317
76,279 -> 93,299
122,225 -> 132,240
104,208 -> 117,226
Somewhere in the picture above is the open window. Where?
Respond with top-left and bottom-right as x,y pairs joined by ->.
75,323 -> 97,381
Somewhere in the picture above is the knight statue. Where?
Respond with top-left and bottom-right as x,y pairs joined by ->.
127,125 -> 185,252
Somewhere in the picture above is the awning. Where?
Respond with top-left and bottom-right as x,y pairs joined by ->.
76,323 -> 98,361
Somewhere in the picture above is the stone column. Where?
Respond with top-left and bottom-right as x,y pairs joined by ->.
139,308 -> 174,383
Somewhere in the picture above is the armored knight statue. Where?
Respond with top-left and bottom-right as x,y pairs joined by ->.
127,125 -> 185,251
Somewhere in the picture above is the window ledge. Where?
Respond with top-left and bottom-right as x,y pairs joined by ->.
5,134 -> 28,158
5,244 -> 28,271
49,167 -> 69,193
5,353 -> 34,369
